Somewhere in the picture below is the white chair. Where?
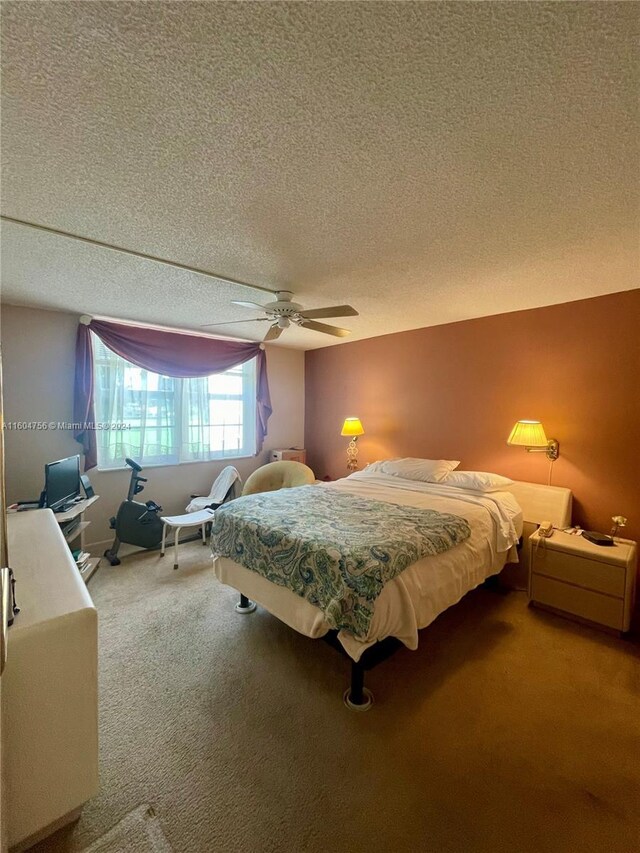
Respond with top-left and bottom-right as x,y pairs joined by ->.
160,508 -> 216,570
241,460 -> 315,496
163,467 -> 242,571
186,465 -> 242,513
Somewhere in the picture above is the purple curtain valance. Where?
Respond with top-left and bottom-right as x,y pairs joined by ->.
73,318 -> 272,470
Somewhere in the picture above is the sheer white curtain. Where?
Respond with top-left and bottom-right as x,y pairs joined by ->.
181,375 -> 212,462
93,337 -> 256,469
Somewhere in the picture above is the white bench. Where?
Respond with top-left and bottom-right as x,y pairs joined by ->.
160,508 -> 215,570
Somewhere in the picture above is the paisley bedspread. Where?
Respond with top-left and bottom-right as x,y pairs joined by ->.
210,485 -> 471,639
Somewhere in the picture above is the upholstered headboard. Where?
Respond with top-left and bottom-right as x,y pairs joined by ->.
507,481 -> 572,528
502,481 -> 572,588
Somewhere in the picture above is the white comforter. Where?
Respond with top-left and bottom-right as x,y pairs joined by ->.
214,472 -> 523,661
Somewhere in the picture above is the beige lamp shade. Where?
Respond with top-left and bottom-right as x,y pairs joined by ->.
507,420 -> 548,447
341,417 -> 365,437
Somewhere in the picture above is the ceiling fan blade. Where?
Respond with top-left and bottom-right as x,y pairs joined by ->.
263,324 -> 283,342
231,300 -> 267,310
300,320 -> 351,337
298,305 -> 359,320
200,318 -> 268,327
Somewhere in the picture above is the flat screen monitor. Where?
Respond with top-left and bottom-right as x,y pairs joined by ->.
45,455 -> 81,512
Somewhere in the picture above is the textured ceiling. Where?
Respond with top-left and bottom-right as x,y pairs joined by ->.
1,2 -> 638,349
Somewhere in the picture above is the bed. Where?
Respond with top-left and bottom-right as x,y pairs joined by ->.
212,467 -> 572,710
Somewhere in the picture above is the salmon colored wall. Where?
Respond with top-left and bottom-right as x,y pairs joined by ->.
305,289 -> 640,543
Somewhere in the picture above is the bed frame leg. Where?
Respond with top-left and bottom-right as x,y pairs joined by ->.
343,662 -> 374,711
235,593 -> 257,614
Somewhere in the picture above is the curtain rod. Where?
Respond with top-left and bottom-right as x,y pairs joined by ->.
80,313 -> 265,348
0,215 -> 277,296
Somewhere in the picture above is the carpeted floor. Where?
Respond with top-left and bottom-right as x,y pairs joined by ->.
33,543 -> 640,853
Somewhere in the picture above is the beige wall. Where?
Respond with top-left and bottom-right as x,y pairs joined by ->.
1,304 -> 305,547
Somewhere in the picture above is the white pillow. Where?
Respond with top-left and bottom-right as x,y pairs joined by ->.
445,471 -> 514,492
362,460 -> 390,473
379,457 -> 460,484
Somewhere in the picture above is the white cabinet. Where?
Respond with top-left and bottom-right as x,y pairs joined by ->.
3,510 -> 98,850
270,449 -> 306,463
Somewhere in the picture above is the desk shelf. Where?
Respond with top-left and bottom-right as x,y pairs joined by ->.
64,520 -> 90,544
56,496 -> 100,584
55,495 -> 99,523
78,556 -> 101,584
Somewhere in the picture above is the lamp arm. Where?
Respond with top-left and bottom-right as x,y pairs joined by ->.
525,439 -> 559,461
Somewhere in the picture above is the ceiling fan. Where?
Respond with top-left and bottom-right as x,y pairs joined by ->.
201,291 -> 359,341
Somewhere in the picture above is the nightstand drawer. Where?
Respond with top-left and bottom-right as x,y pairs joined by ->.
530,574 -> 624,629
531,547 -> 625,597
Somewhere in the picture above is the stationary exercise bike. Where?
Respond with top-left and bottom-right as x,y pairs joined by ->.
104,458 -> 164,566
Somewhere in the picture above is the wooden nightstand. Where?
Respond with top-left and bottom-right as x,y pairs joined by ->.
528,529 -> 637,635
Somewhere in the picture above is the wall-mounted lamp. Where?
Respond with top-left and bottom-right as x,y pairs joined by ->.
507,420 -> 559,461
341,417 -> 365,471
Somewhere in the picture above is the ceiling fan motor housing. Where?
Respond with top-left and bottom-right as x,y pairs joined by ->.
264,291 -> 304,317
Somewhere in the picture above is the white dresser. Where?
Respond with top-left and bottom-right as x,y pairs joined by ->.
3,510 -> 98,851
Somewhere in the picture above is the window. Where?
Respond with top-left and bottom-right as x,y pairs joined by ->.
93,336 -> 256,469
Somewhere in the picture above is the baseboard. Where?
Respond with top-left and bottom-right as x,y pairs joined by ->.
86,537 -> 113,554
88,534 -> 207,557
